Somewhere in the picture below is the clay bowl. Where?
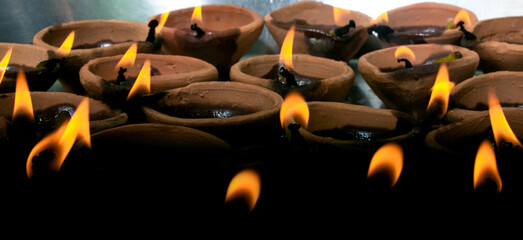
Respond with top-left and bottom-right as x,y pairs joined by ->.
229,54 -> 354,102
0,91 -> 127,135
265,1 -> 372,61
142,81 -> 283,145
447,71 -> 523,122
79,53 -> 218,107
358,44 -> 479,121
152,4 -> 264,79
283,101 -> 417,152
472,16 -> 523,73
33,19 -> 154,94
0,43 -> 59,93
425,108 -> 523,156
370,2 -> 478,48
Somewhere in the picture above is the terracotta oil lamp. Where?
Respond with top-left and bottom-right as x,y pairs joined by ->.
358,44 -> 479,121
79,53 -> 218,107
151,4 -> 264,79
0,91 -> 127,135
230,51 -> 354,101
265,0 -> 372,61
282,101 -> 417,152
0,43 -> 60,93
142,81 -> 283,145
33,19 -> 154,93
447,71 -> 523,122
472,16 -> 523,73
368,2 -> 478,48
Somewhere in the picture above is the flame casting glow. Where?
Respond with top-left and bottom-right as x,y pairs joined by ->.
26,98 -> 91,178
488,90 -> 523,148
12,71 -> 34,121
280,91 -> 309,129
115,43 -> 137,71
333,6 -> 351,26
367,142 -> 403,188
394,46 -> 416,62
0,47 -> 13,85
427,64 -> 455,119
372,12 -> 389,25
279,25 -> 295,70
225,169 -> 261,213
127,59 -> 151,100
453,9 -> 472,29
57,31 -> 75,57
191,2 -> 202,24
474,139 -> 502,192
156,12 -> 170,34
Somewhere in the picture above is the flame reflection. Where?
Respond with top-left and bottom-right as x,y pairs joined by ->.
225,169 -> 261,213
367,142 -> 403,188
473,139 -> 502,192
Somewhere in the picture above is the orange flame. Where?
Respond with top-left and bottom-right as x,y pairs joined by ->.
453,9 -> 472,29
367,142 -> 403,188
26,98 -> 91,178
473,139 -> 502,192
333,6 -> 350,26
280,91 -> 309,129
371,12 -> 388,25
488,90 -> 522,148
115,43 -> 137,71
0,47 -> 13,85
225,169 -> 261,213
127,59 -> 151,100
12,71 -> 34,121
156,12 -> 170,34
56,31 -> 75,57
394,46 -> 416,62
427,64 -> 455,119
191,2 -> 202,24
279,25 -> 295,70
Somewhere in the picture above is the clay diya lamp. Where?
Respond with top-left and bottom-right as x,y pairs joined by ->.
472,16 -> 523,73
367,2 -> 478,48
33,19 -> 154,93
447,71 -> 523,122
141,81 -> 283,145
0,91 -> 127,136
79,52 -> 218,108
0,43 -> 59,93
358,44 -> 479,121
265,0 -> 372,61
151,4 -> 264,79
282,100 -> 417,152
230,53 -> 354,102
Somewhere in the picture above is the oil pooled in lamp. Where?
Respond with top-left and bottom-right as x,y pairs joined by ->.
33,19 -> 154,93
79,44 -> 218,108
230,25 -> 354,102
367,2 -> 478,48
358,43 -> 479,121
472,16 -> 523,73
265,0 -> 373,61
141,81 -> 283,146
150,4 -> 264,80
447,71 -> 523,122
0,43 -> 61,93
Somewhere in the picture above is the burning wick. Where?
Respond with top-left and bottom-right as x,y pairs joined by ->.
190,23 -> 206,37
287,122 -> 305,144
397,58 -> 413,68
146,19 -> 159,43
456,21 -> 477,41
278,67 -> 298,86
116,67 -> 127,84
330,19 -> 356,37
